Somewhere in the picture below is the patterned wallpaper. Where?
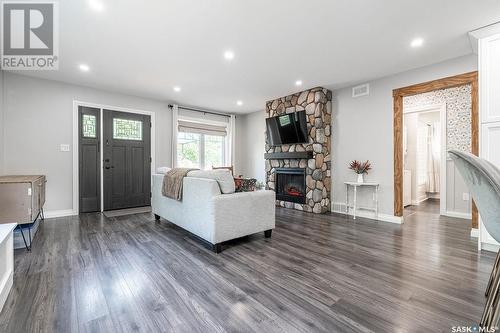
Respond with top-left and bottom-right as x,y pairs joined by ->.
403,84 -> 472,152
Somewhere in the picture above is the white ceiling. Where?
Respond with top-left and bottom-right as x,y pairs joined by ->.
10,0 -> 500,113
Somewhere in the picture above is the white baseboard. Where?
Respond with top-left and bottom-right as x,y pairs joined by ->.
481,242 -> 500,253
411,197 -> 428,206
332,202 -> 403,224
470,228 -> 479,238
443,211 -> 472,220
43,209 -> 76,219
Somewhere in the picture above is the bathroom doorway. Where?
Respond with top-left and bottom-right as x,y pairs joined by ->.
393,72 -> 478,227
403,105 -> 446,217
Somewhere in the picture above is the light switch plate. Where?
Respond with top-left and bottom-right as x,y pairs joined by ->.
60,144 -> 70,152
463,192 -> 470,201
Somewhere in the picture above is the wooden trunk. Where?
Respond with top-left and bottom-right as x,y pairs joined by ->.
0,175 -> 46,224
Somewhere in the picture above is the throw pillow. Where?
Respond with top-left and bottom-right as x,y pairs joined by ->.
234,178 -> 257,192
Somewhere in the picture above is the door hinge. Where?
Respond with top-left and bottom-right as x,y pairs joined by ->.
150,192 -> 152,198
150,157 -> 152,163
150,122 -> 152,128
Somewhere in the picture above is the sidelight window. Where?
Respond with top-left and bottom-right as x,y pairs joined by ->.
82,114 -> 97,138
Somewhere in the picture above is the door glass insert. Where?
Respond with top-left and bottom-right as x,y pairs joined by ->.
82,114 -> 97,138
113,118 -> 143,140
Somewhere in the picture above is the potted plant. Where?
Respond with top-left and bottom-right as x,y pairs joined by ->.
349,160 -> 372,183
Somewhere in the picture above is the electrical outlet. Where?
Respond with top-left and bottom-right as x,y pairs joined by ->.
60,144 -> 70,152
463,193 -> 470,201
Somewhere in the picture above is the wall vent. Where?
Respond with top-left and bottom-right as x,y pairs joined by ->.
352,83 -> 370,97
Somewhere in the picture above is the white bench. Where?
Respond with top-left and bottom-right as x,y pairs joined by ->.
0,223 -> 16,312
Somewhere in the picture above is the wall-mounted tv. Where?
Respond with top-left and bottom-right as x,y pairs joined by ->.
266,110 -> 308,146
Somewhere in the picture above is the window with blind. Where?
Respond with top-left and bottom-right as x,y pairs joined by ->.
176,120 -> 227,169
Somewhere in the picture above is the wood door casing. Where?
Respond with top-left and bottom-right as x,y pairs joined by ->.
393,71 -> 479,228
103,110 -> 151,211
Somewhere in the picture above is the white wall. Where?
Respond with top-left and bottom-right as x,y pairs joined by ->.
331,54 -> 477,218
403,112 -> 419,202
1,72 -> 172,213
235,110 -> 266,182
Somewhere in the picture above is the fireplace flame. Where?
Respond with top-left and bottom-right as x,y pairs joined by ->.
286,187 -> 303,197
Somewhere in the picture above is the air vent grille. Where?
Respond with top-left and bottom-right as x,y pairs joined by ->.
352,83 -> 370,97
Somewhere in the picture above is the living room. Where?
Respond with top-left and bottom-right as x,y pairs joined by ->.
1,1 -> 500,332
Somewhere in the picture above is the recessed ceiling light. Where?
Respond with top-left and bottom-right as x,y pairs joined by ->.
88,0 -> 105,11
173,86 -> 181,92
295,80 -> 303,86
79,64 -> 90,72
224,50 -> 235,60
410,37 -> 424,48
236,100 -> 243,106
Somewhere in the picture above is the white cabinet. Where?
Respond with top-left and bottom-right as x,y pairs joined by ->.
0,223 -> 16,312
476,27 -> 500,251
481,35 -> 500,123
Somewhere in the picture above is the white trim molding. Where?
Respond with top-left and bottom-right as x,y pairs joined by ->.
72,100 -> 156,215
443,211 -> 472,220
481,242 -> 500,253
470,228 -> 479,238
43,209 -> 76,219
332,202 -> 403,224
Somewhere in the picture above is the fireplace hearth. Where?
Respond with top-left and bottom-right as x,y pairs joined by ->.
275,168 -> 306,204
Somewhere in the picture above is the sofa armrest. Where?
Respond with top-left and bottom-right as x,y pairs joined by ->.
211,190 -> 276,243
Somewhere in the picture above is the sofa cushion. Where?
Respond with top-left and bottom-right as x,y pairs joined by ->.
156,166 -> 172,174
187,169 -> 235,194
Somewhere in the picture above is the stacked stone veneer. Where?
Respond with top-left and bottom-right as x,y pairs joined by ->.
265,87 -> 332,213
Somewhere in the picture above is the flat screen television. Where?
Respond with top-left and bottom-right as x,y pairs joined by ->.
266,110 -> 308,146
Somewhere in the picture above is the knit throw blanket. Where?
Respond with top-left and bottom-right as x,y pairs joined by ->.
162,168 -> 198,200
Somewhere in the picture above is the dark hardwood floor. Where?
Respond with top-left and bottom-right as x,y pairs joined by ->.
0,207 -> 494,332
404,198 -> 441,217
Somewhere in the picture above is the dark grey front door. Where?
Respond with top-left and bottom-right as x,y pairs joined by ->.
103,110 -> 151,210
78,106 -> 101,213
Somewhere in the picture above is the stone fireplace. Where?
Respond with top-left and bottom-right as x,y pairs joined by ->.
265,87 -> 332,213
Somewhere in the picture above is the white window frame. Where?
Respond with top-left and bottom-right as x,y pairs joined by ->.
176,115 -> 229,170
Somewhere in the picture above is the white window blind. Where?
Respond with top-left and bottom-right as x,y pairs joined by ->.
178,120 -> 227,137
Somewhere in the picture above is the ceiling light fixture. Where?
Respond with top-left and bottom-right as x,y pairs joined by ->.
173,86 -> 181,92
79,64 -> 90,72
88,0 -> 105,11
410,37 -> 424,48
295,80 -> 303,86
236,100 -> 243,106
224,50 -> 235,60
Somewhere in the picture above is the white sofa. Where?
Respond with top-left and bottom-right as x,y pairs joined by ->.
151,174 -> 275,252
